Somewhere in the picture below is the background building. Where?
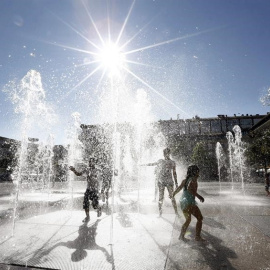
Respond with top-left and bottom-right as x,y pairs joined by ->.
0,113 -> 267,182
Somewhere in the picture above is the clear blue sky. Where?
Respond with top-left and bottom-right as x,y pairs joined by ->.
1,0 -> 270,144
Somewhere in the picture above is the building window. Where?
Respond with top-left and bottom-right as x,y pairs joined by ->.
211,120 -> 221,133
253,118 -> 262,125
201,121 -> 210,134
190,121 -> 199,134
178,121 -> 186,135
227,119 -> 240,131
240,118 -> 252,129
221,120 -> 227,132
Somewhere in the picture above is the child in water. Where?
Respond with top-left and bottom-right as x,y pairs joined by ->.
172,165 -> 205,242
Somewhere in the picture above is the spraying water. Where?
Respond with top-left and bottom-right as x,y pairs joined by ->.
226,131 -> 235,189
215,142 -> 224,192
226,126 -> 247,192
3,70 -> 57,235
233,125 -> 246,191
66,112 -> 83,210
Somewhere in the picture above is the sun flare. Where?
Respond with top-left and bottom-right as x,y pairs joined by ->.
96,42 -> 126,75
52,0 -> 211,116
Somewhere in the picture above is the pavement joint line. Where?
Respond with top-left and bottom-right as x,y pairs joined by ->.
237,214 -> 270,239
163,214 -> 178,270
208,190 -> 270,239
1,263 -> 60,270
16,211 -> 111,227
241,214 -> 270,217
8,215 -> 112,262
15,221 -> 84,227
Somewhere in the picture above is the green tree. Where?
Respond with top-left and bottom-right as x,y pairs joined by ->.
191,142 -> 217,180
170,137 -> 191,163
246,129 -> 270,172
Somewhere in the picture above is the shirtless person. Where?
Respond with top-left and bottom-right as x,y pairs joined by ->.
141,148 -> 178,217
173,165 -> 205,242
69,158 -> 102,223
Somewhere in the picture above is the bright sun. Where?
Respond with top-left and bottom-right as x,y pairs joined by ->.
53,0 -> 210,116
96,42 -> 126,75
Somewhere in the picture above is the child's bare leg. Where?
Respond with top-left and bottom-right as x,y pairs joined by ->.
167,186 -> 179,216
158,185 -> 165,216
191,205 -> 204,241
82,208 -> 90,222
85,208 -> 89,217
82,190 -> 90,222
179,210 -> 191,241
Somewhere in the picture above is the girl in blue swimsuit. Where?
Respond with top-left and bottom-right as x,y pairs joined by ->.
173,165 -> 205,242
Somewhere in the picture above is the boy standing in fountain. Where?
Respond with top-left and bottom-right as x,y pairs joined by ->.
69,157 -> 102,222
141,148 -> 179,217
172,165 -> 205,242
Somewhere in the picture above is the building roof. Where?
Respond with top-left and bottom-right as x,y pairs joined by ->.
249,113 -> 270,134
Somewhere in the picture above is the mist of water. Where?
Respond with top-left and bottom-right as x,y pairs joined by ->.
226,125 -> 247,191
66,112 -> 83,210
215,142 -> 225,192
3,70 -> 57,235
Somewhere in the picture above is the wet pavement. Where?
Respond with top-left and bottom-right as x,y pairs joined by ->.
0,182 -> 269,270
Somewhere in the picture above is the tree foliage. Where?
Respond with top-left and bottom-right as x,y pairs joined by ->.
191,142 -> 210,166
246,129 -> 270,170
170,138 -> 191,163
191,142 -> 217,180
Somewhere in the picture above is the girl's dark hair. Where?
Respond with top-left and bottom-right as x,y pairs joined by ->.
163,148 -> 171,155
187,165 -> 200,177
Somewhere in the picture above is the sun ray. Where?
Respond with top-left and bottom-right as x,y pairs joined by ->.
116,0 -> 136,46
46,2 -> 221,115
95,69 -> 107,94
81,0 -> 105,46
107,0 -> 111,42
119,14 -> 160,51
44,41 -> 98,56
48,10 -> 101,51
125,27 -> 219,55
125,59 -> 163,69
71,65 -> 102,91
75,59 -> 100,68
122,66 -> 191,118
59,65 -> 102,101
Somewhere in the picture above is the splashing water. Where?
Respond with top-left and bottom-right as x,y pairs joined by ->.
66,112 -> 83,210
233,125 -> 246,191
215,142 -> 225,192
226,125 -> 247,192
3,70 -> 57,235
226,131 -> 235,189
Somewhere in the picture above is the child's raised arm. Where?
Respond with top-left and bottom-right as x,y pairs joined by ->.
172,179 -> 185,197
140,162 -> 158,166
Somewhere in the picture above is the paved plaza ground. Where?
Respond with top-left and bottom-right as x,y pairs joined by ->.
0,182 -> 269,270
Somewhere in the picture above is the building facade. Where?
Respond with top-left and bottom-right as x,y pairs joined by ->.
0,113 -> 267,182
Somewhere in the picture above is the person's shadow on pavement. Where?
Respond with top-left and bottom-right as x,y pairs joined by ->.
28,219 -> 112,264
62,220 -> 112,262
187,229 -> 237,270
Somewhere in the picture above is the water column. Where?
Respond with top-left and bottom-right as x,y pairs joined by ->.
134,92 -> 145,213
45,134 -> 55,194
215,142 -> 223,192
226,131 -> 235,189
66,112 -> 83,210
3,70 -> 57,235
12,134 -> 28,235
109,76 -> 120,245
134,89 -> 154,208
233,125 -> 245,191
